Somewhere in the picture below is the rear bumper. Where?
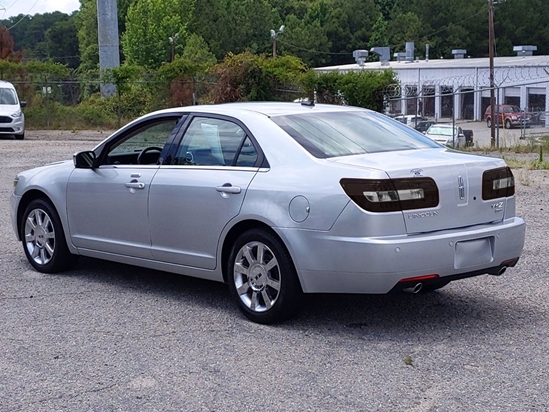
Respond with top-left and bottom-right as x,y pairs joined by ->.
282,217 -> 525,294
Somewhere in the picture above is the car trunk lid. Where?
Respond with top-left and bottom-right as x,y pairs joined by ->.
331,149 -> 508,234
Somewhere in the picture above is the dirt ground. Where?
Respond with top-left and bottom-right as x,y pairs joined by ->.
24,129 -> 116,142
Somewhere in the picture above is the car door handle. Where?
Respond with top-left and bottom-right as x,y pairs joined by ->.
125,181 -> 145,189
216,184 -> 241,194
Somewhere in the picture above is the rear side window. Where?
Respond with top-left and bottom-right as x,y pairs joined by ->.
175,117 -> 259,167
271,111 -> 438,158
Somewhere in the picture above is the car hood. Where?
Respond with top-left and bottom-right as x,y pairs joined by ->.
0,104 -> 20,114
329,149 -> 510,234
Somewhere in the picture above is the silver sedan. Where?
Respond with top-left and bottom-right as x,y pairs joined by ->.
10,103 -> 525,323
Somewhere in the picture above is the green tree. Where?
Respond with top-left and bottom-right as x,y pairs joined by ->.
279,14 -> 331,67
207,52 -> 307,103
75,0 -> 99,72
154,34 -> 217,107
368,15 -> 389,51
24,61 -> 71,126
45,17 -> 80,68
388,12 -> 423,55
302,69 -> 397,112
181,34 -> 217,66
324,0 -> 381,65
122,0 -> 194,69
495,0 -> 549,56
102,64 -> 143,125
190,0 -> 276,60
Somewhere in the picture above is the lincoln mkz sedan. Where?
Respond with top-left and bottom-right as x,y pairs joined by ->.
11,103 -> 525,323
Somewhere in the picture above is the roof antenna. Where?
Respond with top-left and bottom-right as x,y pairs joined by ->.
301,100 -> 315,107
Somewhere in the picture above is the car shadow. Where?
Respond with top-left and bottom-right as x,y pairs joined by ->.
65,257 -> 537,340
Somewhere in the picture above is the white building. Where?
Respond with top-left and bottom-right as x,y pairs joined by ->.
315,49 -> 549,126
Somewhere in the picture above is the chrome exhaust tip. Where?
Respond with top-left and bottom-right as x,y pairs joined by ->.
489,266 -> 508,276
402,283 -> 423,294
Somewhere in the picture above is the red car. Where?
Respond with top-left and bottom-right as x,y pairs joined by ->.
484,105 -> 529,129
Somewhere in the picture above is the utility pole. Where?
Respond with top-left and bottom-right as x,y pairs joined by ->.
169,33 -> 179,62
270,26 -> 285,59
488,0 -> 496,147
97,0 -> 120,97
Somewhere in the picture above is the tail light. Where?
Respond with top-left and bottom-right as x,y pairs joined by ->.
340,178 -> 439,212
482,167 -> 514,200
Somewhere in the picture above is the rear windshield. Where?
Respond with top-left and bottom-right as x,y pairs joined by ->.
271,110 -> 438,158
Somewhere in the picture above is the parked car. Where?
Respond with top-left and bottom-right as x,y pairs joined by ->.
414,120 -> 437,133
425,123 -> 465,147
484,105 -> 530,129
0,80 -> 25,139
10,103 -> 525,323
394,115 -> 425,128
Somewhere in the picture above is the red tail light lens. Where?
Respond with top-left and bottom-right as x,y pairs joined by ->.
340,178 -> 439,212
482,167 -> 515,200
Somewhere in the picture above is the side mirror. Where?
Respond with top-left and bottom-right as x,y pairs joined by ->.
20,101 -> 26,108
73,151 -> 96,169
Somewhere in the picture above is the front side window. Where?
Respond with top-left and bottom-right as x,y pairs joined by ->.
271,111 -> 438,158
175,117 -> 258,166
104,118 -> 181,165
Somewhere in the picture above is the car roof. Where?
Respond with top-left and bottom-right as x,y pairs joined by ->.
0,80 -> 16,89
147,102 -> 367,118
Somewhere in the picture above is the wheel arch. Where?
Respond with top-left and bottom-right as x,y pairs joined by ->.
17,190 -> 55,237
16,190 -> 74,254
220,219 -> 301,289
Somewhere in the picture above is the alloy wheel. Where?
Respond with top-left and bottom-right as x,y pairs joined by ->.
233,241 -> 281,313
24,208 -> 56,266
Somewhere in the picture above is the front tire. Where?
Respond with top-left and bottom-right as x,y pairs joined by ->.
14,132 -> 24,140
486,118 -> 492,128
227,229 -> 302,324
504,119 -> 512,129
21,199 -> 78,273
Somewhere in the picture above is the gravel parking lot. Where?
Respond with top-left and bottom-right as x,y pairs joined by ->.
1,130 -> 548,411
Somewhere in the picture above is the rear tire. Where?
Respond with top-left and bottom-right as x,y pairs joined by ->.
227,229 -> 302,324
21,199 -> 78,273
486,118 -> 492,128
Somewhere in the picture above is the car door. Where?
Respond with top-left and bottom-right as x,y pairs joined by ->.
66,116 -> 183,258
148,115 -> 262,269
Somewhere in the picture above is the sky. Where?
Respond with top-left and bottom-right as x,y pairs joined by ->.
0,0 -> 80,19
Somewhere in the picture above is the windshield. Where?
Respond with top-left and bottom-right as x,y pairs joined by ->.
271,111 -> 438,158
427,126 -> 455,136
0,88 -> 18,105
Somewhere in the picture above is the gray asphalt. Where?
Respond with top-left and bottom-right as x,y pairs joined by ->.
1,132 -> 548,411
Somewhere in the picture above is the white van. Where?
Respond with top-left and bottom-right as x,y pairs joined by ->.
0,81 -> 25,139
